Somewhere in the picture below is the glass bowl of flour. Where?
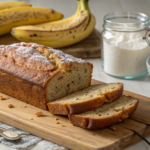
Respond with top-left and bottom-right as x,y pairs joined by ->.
101,12 -> 150,79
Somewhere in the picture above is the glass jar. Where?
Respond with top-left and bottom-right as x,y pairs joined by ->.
101,12 -> 150,79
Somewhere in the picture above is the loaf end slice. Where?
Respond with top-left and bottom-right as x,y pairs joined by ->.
68,96 -> 139,129
47,83 -> 123,115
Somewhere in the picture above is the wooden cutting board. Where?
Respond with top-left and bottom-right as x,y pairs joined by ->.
0,79 -> 149,150
0,29 -> 101,59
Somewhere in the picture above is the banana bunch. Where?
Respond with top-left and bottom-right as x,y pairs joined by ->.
0,1 -> 31,10
12,0 -> 96,48
0,2 -> 63,36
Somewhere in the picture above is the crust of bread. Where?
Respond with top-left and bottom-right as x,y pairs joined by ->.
0,69 -> 51,110
47,83 -> 123,115
0,43 -> 93,110
68,96 -> 139,129
119,96 -> 139,121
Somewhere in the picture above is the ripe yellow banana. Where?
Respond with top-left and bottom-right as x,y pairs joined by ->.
0,7 -> 63,36
12,0 -> 96,48
0,1 -> 31,10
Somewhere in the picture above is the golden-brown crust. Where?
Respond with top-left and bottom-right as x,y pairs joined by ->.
0,44 -> 59,110
68,96 -> 139,129
68,111 -> 123,129
0,43 -> 93,87
14,42 -> 93,70
0,55 -> 59,87
48,103 -> 69,115
0,43 -> 92,110
0,52 -> 61,110
47,83 -> 123,115
89,63 -> 93,86
0,70 -> 48,110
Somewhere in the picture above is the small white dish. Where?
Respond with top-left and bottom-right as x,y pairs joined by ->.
146,57 -> 150,74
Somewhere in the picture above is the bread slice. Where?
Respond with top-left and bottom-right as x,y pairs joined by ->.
69,96 -> 138,129
47,83 -> 123,115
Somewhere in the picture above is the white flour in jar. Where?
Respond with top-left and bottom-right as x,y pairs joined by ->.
103,32 -> 150,76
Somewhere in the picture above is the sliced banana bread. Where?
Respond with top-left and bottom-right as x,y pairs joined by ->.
47,83 -> 123,115
69,96 -> 138,129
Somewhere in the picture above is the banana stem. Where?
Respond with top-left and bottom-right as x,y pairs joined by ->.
84,0 -> 90,12
76,0 -> 81,13
79,0 -> 90,12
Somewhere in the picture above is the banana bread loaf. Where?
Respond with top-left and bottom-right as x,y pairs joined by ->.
0,42 -> 93,109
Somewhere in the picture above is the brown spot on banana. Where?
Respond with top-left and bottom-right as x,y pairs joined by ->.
84,14 -> 91,31
0,8 -> 58,26
21,14 -> 88,33
30,34 -> 37,37
51,9 -> 55,14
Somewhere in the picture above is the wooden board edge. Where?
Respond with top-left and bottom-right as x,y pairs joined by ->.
92,79 -> 150,123
0,79 -> 149,150
118,119 -> 150,149
0,110 -> 98,150
0,106 -> 150,150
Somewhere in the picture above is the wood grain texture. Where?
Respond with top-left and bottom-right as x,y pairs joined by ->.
0,29 -> 101,59
0,79 -> 149,150
92,80 -> 150,125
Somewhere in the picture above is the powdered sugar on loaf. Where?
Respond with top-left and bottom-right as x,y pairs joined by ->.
0,45 -> 56,71
16,42 -> 85,64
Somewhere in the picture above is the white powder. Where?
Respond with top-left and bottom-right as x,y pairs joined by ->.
16,42 -> 85,64
103,32 -> 150,76
0,42 -> 86,71
0,45 -> 55,71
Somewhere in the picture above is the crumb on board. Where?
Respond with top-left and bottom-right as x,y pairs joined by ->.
93,133 -> 95,135
36,111 -> 43,117
8,104 -> 13,108
62,125 -> 65,127
24,105 -> 27,108
56,121 -> 60,124
109,125 -> 117,131
55,118 -> 59,120
31,118 -> 33,120
0,96 -> 6,100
